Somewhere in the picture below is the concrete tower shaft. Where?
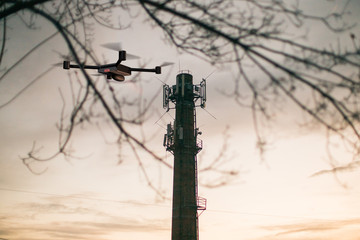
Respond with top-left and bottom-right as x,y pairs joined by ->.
172,73 -> 197,240
163,72 -> 206,240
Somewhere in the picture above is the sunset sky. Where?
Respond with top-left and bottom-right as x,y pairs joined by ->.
1,1 -> 360,240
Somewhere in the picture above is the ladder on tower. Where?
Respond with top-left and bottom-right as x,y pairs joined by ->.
194,108 -> 206,240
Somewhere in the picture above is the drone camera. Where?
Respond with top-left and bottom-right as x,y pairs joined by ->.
112,74 -> 125,82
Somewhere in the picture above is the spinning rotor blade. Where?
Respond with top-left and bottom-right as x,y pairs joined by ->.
53,50 -> 74,61
53,52 -> 79,67
52,62 -> 63,67
126,53 -> 140,60
160,62 -> 174,67
101,42 -> 140,60
101,42 -> 123,51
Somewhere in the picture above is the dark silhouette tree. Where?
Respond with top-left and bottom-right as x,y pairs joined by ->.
1,0 -> 359,177
0,1 -> 173,195
138,0 -> 360,171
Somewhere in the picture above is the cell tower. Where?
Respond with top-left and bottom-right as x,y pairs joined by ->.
163,71 -> 207,240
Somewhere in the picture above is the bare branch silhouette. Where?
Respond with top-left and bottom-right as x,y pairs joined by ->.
139,0 -> 360,175
1,0 -> 360,186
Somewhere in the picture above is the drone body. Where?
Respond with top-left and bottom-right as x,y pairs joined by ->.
63,50 -> 164,82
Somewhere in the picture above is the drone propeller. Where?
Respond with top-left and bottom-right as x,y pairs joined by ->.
52,62 -> 63,67
53,51 -> 75,67
101,42 -> 123,51
160,62 -> 175,67
101,42 -> 140,60
124,53 -> 140,60
53,50 -> 74,61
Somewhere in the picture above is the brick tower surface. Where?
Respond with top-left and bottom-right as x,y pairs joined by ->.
163,72 -> 207,240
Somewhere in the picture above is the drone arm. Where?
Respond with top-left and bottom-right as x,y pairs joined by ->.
130,66 -> 161,74
63,61 -> 100,70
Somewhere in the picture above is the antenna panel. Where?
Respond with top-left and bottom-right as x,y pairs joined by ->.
164,123 -> 175,153
163,84 -> 171,111
200,79 -> 206,108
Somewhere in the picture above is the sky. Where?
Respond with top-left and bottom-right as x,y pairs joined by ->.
1,1 -> 360,240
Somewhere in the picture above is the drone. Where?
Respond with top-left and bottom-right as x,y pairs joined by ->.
62,43 -> 173,81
